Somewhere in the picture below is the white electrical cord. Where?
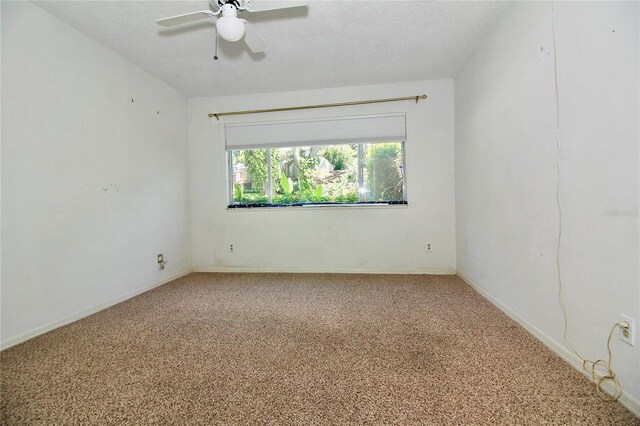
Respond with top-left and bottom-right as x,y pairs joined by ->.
551,0 -> 623,402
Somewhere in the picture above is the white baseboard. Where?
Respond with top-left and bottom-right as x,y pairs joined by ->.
457,272 -> 640,418
193,267 -> 457,275
0,269 -> 192,351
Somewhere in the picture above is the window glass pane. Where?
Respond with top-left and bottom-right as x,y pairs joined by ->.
362,142 -> 404,202
318,144 -> 359,202
231,149 -> 269,204
271,145 -> 359,204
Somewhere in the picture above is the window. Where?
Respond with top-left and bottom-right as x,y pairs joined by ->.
229,142 -> 406,206
225,114 -> 408,208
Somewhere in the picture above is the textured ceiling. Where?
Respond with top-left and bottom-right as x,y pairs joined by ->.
35,1 -> 507,98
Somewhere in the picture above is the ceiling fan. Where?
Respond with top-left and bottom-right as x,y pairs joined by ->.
156,0 -> 307,54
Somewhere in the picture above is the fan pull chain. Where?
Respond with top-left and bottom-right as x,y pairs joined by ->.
214,30 -> 219,61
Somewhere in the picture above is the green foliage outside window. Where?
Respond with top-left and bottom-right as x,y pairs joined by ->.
321,145 -> 355,171
237,149 -> 268,189
231,142 -> 403,206
364,143 -> 403,201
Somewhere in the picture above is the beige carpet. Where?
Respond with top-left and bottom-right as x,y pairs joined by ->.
1,273 -> 638,425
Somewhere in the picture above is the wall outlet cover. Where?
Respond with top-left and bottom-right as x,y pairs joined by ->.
619,314 -> 635,346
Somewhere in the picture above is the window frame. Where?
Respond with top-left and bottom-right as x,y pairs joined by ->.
227,141 -> 408,208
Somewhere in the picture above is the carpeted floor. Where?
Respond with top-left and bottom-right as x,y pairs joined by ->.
1,273 -> 638,425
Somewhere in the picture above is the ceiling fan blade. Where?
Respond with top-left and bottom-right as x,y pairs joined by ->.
243,26 -> 265,53
248,1 -> 307,14
156,10 -> 215,27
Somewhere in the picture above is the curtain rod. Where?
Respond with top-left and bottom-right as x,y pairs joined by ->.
208,94 -> 427,120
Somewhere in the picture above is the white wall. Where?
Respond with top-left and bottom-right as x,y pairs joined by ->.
455,1 -> 639,405
189,80 -> 456,273
1,2 -> 191,347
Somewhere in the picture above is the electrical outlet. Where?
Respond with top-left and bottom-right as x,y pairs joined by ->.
426,243 -> 433,252
229,243 -> 235,253
619,314 -> 635,346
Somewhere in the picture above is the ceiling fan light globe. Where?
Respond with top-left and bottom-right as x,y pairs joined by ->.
216,16 -> 245,42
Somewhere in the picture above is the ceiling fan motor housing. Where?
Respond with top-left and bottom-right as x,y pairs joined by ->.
220,3 -> 239,17
218,0 -> 242,10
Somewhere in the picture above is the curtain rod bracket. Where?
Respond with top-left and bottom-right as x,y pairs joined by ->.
207,94 -> 427,119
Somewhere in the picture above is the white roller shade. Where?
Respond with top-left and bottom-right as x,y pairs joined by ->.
225,114 -> 406,150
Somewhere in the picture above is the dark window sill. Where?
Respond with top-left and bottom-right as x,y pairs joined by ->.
227,201 -> 408,209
